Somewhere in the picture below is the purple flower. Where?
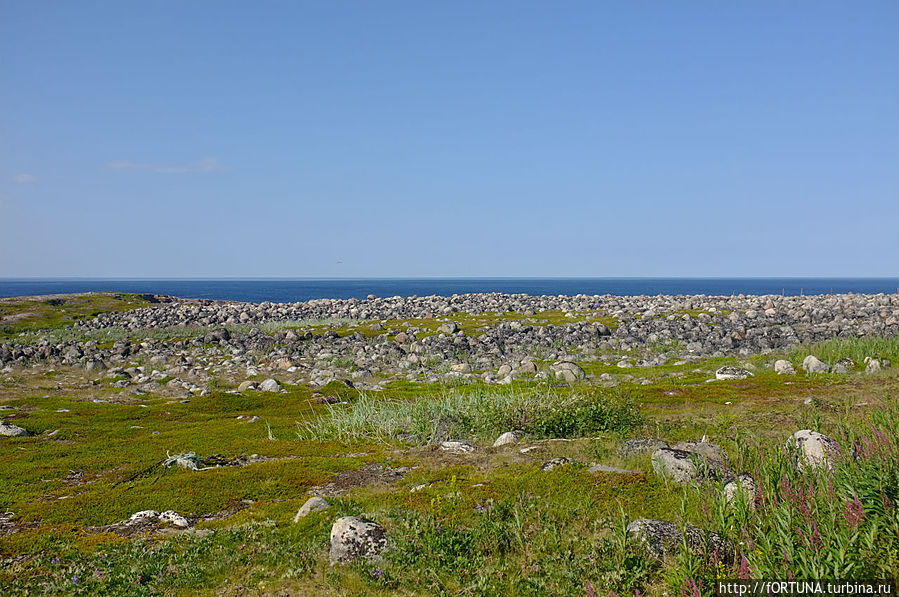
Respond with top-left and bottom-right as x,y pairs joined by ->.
372,568 -> 382,579
474,503 -> 485,512
71,576 -> 79,585
51,557 -> 60,565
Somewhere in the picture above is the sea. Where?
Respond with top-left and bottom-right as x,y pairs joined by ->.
1,278 -> 898,303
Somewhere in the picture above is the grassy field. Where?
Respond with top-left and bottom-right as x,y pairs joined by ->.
1,300 -> 897,596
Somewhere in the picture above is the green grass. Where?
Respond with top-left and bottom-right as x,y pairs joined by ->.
299,385 -> 643,444
789,336 -> 899,368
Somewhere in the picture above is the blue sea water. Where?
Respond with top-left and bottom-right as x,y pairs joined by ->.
1,278 -> 898,302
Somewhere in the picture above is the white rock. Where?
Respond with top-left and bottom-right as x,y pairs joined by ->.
294,497 -> 329,521
492,431 -> 522,448
439,440 -> 475,454
774,360 -> 796,375
259,378 -> 281,392
0,421 -> 30,437
802,355 -> 828,374
723,473 -> 756,505
159,510 -> 190,528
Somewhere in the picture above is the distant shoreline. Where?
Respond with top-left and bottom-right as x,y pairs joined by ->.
2,278 -> 898,302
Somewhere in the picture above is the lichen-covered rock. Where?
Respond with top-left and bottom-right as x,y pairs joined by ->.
159,510 -> 190,528
831,358 -> 854,374
627,518 -> 732,561
294,497 -> 330,521
651,448 -> 699,482
329,516 -> 388,564
715,366 -> 753,380
788,429 -> 838,469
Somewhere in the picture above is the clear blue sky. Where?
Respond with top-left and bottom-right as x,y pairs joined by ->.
2,1 -> 897,278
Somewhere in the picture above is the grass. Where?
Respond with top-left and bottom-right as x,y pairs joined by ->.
298,385 -> 644,444
788,336 -> 899,368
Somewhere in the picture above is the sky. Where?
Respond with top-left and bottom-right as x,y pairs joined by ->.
1,1 -> 897,278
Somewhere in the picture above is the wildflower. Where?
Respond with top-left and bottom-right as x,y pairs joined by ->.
844,495 -> 865,528
474,503 -> 486,512
372,568 -> 382,580
586,580 -> 596,597
51,557 -> 60,565
738,554 -> 751,580
71,576 -> 79,585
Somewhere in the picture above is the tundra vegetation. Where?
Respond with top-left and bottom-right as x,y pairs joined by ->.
0,292 -> 898,596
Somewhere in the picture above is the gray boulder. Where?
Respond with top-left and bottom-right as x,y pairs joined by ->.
259,378 -> 281,392
832,358 -> 855,374
651,448 -> 699,482
627,518 -> 732,561
0,421 -> 30,437
550,361 -> 586,383
788,429 -> 838,469
774,360 -> 796,375
492,430 -> 522,448
294,496 -> 329,521
723,473 -> 756,505
865,357 -> 891,374
438,322 -> 460,334
802,355 -> 828,373
329,516 -> 388,564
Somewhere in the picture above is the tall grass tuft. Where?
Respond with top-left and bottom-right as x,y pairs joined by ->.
298,386 -> 643,443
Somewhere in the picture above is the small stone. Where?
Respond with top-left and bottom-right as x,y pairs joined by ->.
451,363 -> 472,373
541,457 -> 571,471
294,497 -> 329,521
438,322 -> 460,334
237,381 -> 256,392
550,360 -> 585,382
865,357 -> 891,374
329,516 -> 388,564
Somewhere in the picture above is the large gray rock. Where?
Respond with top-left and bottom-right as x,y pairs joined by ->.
550,361 -> 586,383
329,516 -> 388,564
774,360 -> 796,375
627,518 -> 732,561
802,355 -> 828,373
294,497 -> 329,521
652,443 -> 728,483
651,448 -> 699,482
788,430 -> 838,469
0,421 -> 30,437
